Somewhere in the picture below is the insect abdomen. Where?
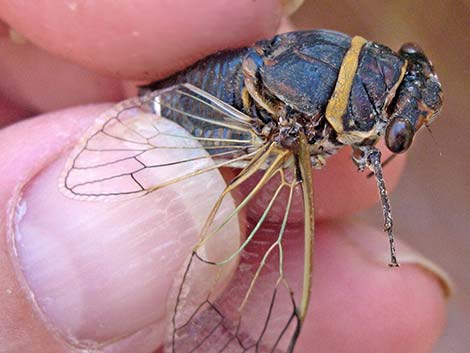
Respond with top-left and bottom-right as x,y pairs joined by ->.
141,48 -> 248,108
141,49 -> 252,152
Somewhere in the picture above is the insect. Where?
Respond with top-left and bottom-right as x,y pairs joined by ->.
59,30 -> 443,352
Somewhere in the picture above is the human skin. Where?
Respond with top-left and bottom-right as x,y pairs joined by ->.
0,1 -> 449,353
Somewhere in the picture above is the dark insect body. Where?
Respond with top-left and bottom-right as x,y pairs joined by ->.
61,30 -> 443,353
142,30 -> 442,164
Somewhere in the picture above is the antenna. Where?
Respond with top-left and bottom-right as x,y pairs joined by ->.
425,125 -> 443,157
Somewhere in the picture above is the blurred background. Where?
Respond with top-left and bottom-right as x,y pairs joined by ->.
291,1 -> 469,351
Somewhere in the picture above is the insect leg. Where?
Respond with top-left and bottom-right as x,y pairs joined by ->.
366,153 -> 398,178
366,147 -> 399,267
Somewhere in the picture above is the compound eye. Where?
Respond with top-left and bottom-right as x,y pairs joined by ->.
399,42 -> 424,56
385,117 -> 415,153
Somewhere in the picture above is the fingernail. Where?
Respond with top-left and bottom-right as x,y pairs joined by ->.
281,0 -> 304,16
10,119 -> 237,350
344,222 -> 453,298
8,27 -> 28,44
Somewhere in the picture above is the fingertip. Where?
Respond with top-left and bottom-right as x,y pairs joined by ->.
0,37 -> 125,115
0,20 -> 8,36
313,142 -> 407,220
296,222 -> 447,353
0,93 -> 33,127
0,0 -> 282,80
1,105 -> 235,350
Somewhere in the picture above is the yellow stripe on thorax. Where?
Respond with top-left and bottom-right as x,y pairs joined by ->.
325,36 -> 367,134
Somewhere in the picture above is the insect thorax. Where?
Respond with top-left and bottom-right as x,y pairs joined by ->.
239,31 -> 409,165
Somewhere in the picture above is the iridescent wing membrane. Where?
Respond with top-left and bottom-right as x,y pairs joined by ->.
59,83 -> 314,353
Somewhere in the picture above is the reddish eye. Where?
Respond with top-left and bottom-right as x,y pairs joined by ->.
385,117 -> 415,153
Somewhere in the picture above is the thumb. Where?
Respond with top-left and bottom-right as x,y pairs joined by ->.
0,105 -> 236,352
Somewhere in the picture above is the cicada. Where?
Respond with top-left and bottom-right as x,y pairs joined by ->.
59,30 -> 443,353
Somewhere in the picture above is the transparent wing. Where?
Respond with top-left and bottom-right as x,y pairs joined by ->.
59,83 -> 263,201
59,82 -> 315,353
168,137 -> 315,353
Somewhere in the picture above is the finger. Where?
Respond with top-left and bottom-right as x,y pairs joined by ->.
296,222 -> 450,353
0,20 -> 8,35
314,142 -> 406,220
242,222 -> 449,353
0,0 -> 283,81
0,35 -> 125,114
0,105 -> 238,352
0,92 -> 33,127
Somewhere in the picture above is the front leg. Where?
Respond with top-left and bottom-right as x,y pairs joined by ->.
353,146 -> 399,267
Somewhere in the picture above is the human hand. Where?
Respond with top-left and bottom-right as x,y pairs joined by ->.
0,1 -> 449,352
